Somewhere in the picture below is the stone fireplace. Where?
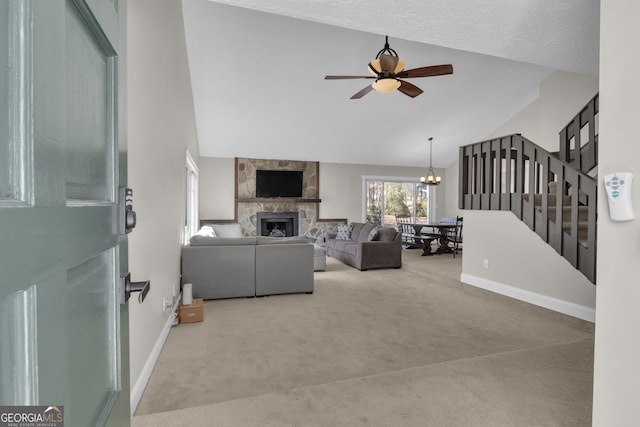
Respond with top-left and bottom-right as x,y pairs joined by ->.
257,212 -> 299,237
233,157 -> 346,239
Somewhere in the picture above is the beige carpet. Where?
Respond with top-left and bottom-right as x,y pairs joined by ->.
132,249 -> 594,426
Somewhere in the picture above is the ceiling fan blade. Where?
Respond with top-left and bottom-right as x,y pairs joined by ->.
350,85 -> 374,99
397,64 -> 454,79
325,75 -> 375,80
397,80 -> 423,98
379,53 -> 399,73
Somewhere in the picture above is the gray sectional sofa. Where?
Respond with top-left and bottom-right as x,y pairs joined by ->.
182,224 -> 314,299
325,222 -> 402,271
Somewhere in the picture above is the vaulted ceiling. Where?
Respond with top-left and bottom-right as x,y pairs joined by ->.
182,0 -> 599,168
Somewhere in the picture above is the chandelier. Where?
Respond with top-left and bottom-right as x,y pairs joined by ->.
420,137 -> 441,186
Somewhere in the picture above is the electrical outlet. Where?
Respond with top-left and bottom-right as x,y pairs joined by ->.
483,258 -> 489,268
163,297 -> 173,311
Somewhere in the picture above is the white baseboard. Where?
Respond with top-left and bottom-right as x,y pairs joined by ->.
130,294 -> 181,415
460,273 -> 595,323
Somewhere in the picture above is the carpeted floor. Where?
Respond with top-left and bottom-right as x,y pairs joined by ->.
132,249 -> 594,426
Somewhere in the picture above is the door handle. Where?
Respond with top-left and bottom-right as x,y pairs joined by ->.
120,273 -> 150,304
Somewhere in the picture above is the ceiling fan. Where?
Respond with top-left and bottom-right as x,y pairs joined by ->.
325,36 -> 453,99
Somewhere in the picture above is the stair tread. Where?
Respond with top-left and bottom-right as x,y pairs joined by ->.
562,221 -> 589,229
548,205 -> 589,210
523,193 -> 573,206
544,206 -> 589,221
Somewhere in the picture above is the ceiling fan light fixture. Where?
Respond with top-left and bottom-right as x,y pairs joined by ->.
324,35 -> 454,99
368,59 -> 381,75
372,78 -> 401,93
369,57 -> 405,75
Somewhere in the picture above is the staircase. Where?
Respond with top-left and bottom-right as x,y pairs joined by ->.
458,94 -> 599,283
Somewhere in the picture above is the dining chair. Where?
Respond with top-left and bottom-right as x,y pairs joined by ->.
395,214 -> 411,224
444,216 -> 463,258
395,214 -> 419,249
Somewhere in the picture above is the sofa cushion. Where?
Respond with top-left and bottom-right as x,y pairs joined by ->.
350,223 -> 364,240
376,227 -> 397,242
357,223 -> 375,242
336,224 -> 352,240
211,223 -> 243,238
190,236 -> 256,246
330,239 -> 352,252
256,236 -> 310,245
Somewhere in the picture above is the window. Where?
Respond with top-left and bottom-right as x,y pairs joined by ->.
184,150 -> 199,243
363,176 -> 433,226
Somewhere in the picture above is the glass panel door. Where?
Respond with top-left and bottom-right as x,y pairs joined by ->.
364,178 -> 431,226
0,0 -> 11,200
383,182 -> 413,226
366,180 -> 383,225
416,184 -> 429,222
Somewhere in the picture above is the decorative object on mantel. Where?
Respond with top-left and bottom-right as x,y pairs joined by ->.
420,137 -> 441,186
324,36 -> 454,99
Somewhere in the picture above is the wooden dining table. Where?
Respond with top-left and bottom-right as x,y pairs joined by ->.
407,222 -> 457,256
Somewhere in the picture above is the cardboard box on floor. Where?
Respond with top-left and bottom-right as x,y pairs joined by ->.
179,298 -> 203,324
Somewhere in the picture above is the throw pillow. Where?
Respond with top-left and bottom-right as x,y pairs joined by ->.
335,224 -> 352,240
367,225 -> 382,241
195,226 -> 216,237
212,223 -> 243,238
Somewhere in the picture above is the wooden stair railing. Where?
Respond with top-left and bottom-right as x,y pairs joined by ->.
559,94 -> 599,174
459,134 -> 597,283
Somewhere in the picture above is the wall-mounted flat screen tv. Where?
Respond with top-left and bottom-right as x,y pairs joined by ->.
256,170 -> 303,198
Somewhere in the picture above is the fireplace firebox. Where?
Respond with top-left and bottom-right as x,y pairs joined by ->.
256,212 -> 299,237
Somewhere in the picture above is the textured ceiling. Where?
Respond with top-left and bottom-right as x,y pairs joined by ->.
182,0 -> 599,167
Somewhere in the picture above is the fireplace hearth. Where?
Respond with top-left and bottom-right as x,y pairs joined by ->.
257,212 -> 299,237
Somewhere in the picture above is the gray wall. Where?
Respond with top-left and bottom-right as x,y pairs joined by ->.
199,157 -> 235,220
127,0 -> 199,408
320,162 -> 447,223
199,159 -> 448,224
593,1 -> 640,423
487,70 -> 600,149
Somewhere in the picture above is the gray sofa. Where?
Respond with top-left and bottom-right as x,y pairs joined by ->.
325,222 -> 402,271
182,231 -> 314,300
